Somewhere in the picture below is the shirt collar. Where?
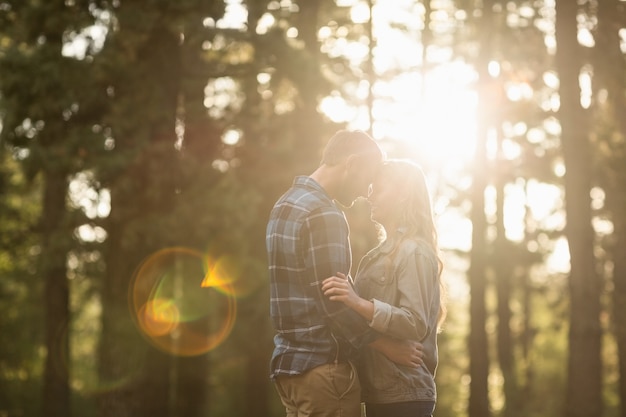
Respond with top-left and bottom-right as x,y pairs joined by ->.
295,175 -> 323,191
294,175 -> 335,204
376,226 -> 407,255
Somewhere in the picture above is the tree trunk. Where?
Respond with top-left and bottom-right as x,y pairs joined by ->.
595,1 -> 626,415
468,1 -> 496,416
41,172 -> 71,417
244,297 -> 273,417
292,0 -> 329,170
97,5 -> 186,415
97,218 -> 144,417
555,1 -> 603,416
611,183 -> 626,417
468,131 -> 491,417
176,356 -> 210,417
494,160 -> 518,417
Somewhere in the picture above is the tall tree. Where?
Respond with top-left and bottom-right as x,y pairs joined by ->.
593,0 -> 626,415
0,1 -> 106,416
493,143 -> 519,417
94,2 -> 213,415
0,145 -> 44,416
488,2 -> 560,414
467,0 -> 496,415
555,1 -> 603,416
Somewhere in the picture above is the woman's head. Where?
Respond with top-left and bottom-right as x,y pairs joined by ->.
368,159 -> 437,246
369,158 -> 447,329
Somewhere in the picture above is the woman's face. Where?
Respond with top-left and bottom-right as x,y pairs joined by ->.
367,175 -> 401,228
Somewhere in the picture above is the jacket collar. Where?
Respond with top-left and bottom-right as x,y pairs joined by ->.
373,226 -> 408,255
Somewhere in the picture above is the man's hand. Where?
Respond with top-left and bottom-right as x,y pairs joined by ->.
369,337 -> 424,368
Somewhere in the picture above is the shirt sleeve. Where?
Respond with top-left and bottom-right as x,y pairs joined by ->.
303,206 -> 378,348
369,247 -> 440,341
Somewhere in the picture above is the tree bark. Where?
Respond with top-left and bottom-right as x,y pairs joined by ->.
41,172 -> 71,417
468,129 -> 491,417
595,1 -> 626,415
97,218 -> 144,417
494,160 -> 519,417
555,1 -> 603,416
97,7 -> 183,416
468,1 -> 496,416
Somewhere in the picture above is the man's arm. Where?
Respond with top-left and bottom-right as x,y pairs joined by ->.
305,208 -> 378,348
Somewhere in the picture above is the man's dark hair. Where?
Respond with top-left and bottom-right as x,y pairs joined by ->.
321,130 -> 382,166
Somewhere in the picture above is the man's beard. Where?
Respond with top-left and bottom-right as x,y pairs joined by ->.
334,198 -> 355,210
333,181 -> 358,208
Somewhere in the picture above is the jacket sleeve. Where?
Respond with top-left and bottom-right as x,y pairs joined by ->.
369,245 -> 440,341
303,207 -> 378,348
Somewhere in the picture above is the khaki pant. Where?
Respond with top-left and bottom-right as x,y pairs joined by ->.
274,362 -> 361,417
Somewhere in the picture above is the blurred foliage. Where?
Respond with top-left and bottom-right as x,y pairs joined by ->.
0,0 -> 625,417
0,147 -> 44,416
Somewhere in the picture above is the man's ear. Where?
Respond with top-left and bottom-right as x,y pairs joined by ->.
344,154 -> 358,171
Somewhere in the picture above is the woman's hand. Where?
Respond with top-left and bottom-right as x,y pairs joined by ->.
322,272 -> 359,307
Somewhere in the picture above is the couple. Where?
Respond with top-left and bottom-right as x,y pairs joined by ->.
266,130 -> 446,417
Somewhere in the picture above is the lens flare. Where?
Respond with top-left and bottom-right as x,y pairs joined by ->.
138,298 -> 180,337
130,247 -> 237,356
200,253 -> 262,299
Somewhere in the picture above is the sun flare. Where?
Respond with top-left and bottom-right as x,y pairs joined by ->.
378,61 -> 479,171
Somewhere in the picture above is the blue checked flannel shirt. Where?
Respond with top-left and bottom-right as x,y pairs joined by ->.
266,176 -> 378,379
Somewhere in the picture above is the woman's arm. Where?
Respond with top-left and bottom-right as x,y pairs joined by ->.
322,272 -> 374,320
322,272 -> 425,367
323,247 -> 439,342
369,249 -> 438,341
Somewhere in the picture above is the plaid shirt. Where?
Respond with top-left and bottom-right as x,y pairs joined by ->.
266,176 -> 378,379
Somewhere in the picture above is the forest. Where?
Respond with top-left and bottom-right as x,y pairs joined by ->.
0,0 -> 625,416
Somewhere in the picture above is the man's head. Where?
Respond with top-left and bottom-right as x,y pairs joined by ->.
316,130 -> 385,207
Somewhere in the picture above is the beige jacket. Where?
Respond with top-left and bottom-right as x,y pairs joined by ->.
353,230 -> 440,403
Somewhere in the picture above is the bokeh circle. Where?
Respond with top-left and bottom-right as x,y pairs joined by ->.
130,247 -> 237,356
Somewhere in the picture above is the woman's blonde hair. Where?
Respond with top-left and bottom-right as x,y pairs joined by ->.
376,159 -> 447,330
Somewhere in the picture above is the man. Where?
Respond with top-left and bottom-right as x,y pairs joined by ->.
266,130 -> 424,417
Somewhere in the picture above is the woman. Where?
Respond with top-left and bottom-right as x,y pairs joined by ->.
322,159 -> 446,417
